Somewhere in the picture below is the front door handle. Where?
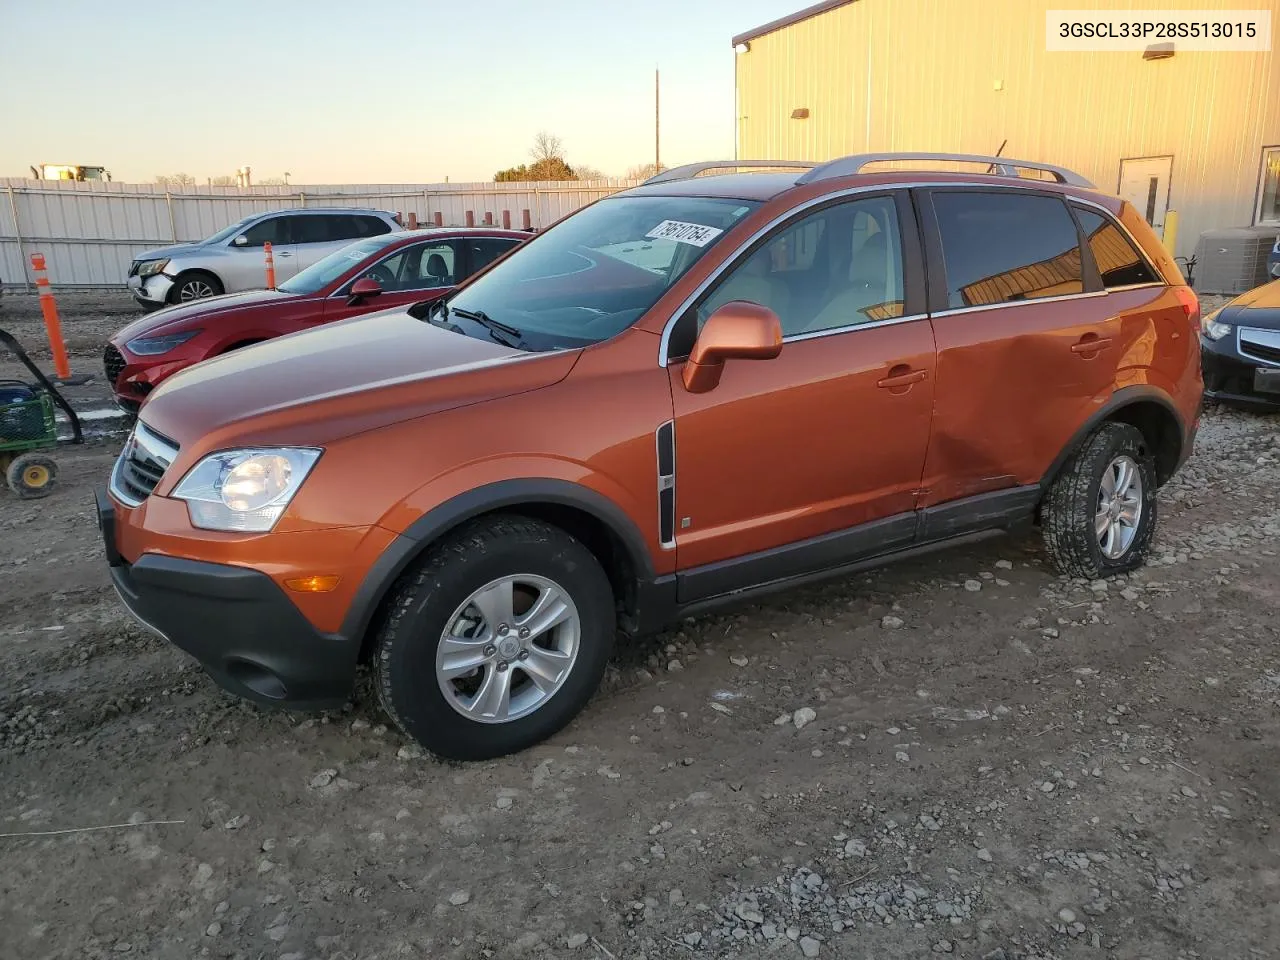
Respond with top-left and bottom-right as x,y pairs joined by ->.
877,365 -> 927,389
1071,333 -> 1112,355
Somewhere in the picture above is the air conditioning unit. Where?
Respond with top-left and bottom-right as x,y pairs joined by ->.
1193,227 -> 1280,294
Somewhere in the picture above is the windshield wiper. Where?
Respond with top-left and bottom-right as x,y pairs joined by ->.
450,307 -> 526,349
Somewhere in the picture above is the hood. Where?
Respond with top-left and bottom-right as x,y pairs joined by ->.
134,241 -> 209,262
138,308 -> 580,450
1222,278 -> 1280,328
113,289 -> 296,343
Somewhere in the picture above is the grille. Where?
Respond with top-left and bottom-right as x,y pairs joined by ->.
1240,336 -> 1280,366
104,344 -> 125,386
110,423 -> 179,506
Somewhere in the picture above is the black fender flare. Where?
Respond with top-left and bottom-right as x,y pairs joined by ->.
340,478 -> 655,644
1040,386 -> 1188,490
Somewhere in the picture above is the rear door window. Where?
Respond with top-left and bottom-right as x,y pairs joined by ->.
931,191 -> 1084,308
1071,206 -> 1161,288
294,214 -> 388,244
291,215 -> 334,244
467,237 -> 521,274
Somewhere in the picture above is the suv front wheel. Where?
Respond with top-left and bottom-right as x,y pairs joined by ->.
168,270 -> 223,304
374,515 -> 616,761
1042,421 -> 1158,578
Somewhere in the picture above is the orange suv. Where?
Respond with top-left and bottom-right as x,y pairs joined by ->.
97,153 -> 1202,760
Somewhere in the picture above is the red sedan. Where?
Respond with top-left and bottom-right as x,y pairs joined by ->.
104,227 -> 528,411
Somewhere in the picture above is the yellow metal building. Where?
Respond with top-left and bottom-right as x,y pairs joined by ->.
731,0 -> 1280,259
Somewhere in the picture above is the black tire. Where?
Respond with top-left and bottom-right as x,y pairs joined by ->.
1042,421 -> 1157,578
166,271 -> 223,305
374,515 -> 616,761
6,453 -> 58,499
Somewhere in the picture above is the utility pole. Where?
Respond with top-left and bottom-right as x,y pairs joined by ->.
655,67 -> 660,173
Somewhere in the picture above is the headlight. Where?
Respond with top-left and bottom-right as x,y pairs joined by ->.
125,330 -> 201,355
1200,308 -> 1231,341
171,448 -> 322,532
136,259 -> 170,277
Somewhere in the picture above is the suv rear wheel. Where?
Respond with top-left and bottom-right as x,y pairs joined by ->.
1042,422 -> 1157,578
373,516 -> 615,761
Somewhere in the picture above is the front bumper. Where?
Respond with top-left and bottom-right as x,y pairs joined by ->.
96,489 -> 360,709
127,273 -> 174,306
1201,332 -> 1280,409
104,341 -> 191,409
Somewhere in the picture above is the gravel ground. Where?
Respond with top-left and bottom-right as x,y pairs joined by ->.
1,292 -> 1279,960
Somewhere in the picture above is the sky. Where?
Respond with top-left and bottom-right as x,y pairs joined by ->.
0,0 -> 803,185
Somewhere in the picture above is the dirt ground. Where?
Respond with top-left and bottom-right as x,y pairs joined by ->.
1,292 -> 1278,960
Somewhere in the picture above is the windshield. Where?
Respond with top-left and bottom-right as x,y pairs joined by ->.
277,235 -> 404,295
201,217 -> 254,245
444,195 -> 757,350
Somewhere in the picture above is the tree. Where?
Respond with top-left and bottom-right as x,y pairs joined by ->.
574,164 -> 607,181
155,172 -> 195,187
494,132 -> 580,181
530,131 -> 564,165
258,177 -> 288,186
210,175 -> 238,186
626,162 -> 667,180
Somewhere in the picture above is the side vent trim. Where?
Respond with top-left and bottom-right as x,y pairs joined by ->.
656,420 -> 676,549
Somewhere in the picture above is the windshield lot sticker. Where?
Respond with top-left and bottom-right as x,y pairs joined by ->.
645,220 -> 724,247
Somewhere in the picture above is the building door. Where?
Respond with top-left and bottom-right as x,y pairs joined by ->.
1118,156 -> 1173,234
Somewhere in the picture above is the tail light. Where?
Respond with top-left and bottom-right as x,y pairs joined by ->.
1173,285 -> 1200,330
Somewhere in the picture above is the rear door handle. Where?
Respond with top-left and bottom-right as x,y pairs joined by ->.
277,251 -> 293,257
877,365 -> 927,389
1071,335 -> 1112,354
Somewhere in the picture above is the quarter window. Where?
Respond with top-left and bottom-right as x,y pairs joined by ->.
932,192 -> 1083,308
697,195 -> 905,338
1072,207 -> 1160,288
356,215 -> 393,237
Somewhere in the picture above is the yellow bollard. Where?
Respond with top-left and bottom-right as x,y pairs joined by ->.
1162,210 -> 1179,257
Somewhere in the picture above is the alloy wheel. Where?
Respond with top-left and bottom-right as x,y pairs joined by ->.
435,574 -> 581,723
178,280 -> 215,301
1095,454 -> 1143,559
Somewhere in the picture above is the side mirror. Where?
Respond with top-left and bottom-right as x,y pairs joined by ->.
682,300 -> 783,393
232,235 -> 249,247
347,276 -> 383,305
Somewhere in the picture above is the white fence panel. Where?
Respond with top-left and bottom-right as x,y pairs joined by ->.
0,178 -> 641,290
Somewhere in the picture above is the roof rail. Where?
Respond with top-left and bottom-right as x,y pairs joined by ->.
643,160 -> 815,185
795,152 -> 1094,188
